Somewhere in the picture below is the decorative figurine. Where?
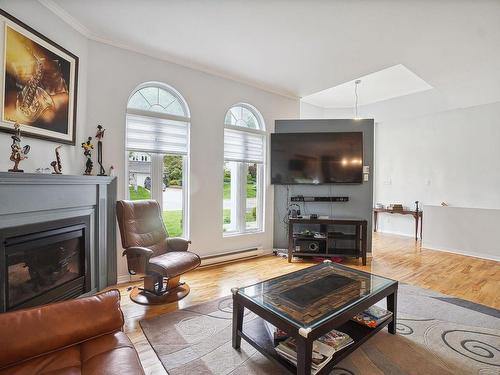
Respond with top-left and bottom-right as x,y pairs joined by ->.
108,165 -> 115,177
8,122 -> 30,172
50,145 -> 63,174
81,137 -> 94,175
95,124 -> 106,176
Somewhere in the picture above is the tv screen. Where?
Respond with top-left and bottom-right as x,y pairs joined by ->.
271,132 -> 363,184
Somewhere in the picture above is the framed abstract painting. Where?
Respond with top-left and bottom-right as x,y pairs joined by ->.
0,9 -> 78,145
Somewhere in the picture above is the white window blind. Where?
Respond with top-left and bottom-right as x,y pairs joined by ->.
126,113 -> 189,154
224,128 -> 264,163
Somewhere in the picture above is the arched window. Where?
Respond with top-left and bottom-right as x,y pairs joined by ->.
126,82 -> 190,238
223,103 -> 265,234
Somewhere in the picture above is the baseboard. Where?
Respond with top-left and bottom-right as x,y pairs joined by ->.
200,247 -> 266,267
376,229 -> 415,238
422,244 -> 500,262
117,274 -> 132,284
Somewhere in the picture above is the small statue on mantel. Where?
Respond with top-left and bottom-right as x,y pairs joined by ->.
81,137 -> 94,175
95,124 -> 106,176
50,145 -> 63,174
8,122 -> 30,172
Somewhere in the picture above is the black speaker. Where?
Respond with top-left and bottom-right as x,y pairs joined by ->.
295,239 -> 325,253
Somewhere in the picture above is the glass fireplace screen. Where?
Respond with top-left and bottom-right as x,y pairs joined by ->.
7,236 -> 84,309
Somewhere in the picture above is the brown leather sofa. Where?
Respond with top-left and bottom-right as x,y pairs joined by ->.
0,290 -> 144,375
116,200 -> 201,305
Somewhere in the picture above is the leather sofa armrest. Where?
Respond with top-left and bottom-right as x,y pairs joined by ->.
166,238 -> 191,252
0,290 -> 124,370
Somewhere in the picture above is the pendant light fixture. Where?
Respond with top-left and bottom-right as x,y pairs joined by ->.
354,79 -> 362,120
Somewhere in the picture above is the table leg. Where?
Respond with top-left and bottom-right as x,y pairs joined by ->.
296,336 -> 313,375
414,214 -> 418,241
288,220 -> 293,263
373,211 -> 378,232
232,295 -> 244,349
420,214 -> 423,240
387,290 -> 398,334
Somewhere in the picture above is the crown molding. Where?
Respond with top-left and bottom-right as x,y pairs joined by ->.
38,0 -> 299,101
38,0 -> 94,38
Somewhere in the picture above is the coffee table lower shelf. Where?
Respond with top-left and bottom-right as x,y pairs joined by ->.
238,316 -> 393,375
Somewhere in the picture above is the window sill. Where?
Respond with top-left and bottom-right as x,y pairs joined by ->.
223,229 -> 264,238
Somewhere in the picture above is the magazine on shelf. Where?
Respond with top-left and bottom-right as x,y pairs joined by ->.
264,320 -> 289,343
275,329 -> 353,374
318,329 -> 354,352
351,305 -> 393,328
276,338 -> 333,374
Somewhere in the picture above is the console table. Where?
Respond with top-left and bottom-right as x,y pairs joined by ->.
373,208 -> 423,240
288,217 -> 367,266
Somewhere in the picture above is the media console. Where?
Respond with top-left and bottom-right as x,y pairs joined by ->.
288,216 -> 367,266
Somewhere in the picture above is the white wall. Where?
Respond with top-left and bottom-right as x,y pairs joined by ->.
300,102 -> 356,120
422,205 -> 500,261
299,102 -> 324,119
0,1 -> 299,281
0,0 -> 89,174
86,41 -> 299,279
374,101 -> 500,236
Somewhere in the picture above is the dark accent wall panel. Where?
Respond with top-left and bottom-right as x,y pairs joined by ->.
273,119 -> 374,250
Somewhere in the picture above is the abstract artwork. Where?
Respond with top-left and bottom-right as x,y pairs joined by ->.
1,10 -> 78,144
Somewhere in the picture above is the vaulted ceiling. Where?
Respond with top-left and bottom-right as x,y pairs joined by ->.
43,0 -> 500,110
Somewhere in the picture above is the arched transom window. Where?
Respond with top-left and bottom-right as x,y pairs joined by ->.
223,103 -> 266,235
126,82 -> 190,238
224,104 -> 263,130
128,85 -> 188,117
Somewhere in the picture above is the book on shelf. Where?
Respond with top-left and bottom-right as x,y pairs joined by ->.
351,305 -> 393,328
275,329 -> 353,374
264,320 -> 289,343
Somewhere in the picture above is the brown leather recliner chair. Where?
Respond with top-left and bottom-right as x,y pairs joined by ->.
0,290 -> 144,375
116,200 -> 201,305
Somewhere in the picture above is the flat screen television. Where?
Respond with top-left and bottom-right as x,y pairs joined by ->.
271,132 -> 363,184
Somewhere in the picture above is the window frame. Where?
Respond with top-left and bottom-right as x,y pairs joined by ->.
125,82 -> 190,239
223,103 -> 266,236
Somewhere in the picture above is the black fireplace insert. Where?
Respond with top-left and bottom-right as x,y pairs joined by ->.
0,216 -> 91,312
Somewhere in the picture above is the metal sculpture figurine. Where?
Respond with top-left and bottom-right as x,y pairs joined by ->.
50,145 -> 63,174
81,137 -> 94,175
8,122 -> 30,172
95,124 -> 106,176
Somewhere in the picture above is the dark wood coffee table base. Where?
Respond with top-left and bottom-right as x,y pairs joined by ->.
232,285 -> 398,375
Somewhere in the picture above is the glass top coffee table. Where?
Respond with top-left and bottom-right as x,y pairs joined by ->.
231,261 -> 398,375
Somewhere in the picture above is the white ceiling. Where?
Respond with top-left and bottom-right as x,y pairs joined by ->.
301,64 -> 433,108
42,0 -> 500,110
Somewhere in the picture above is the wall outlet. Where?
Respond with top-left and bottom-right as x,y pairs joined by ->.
363,174 -> 369,182
363,165 -> 370,174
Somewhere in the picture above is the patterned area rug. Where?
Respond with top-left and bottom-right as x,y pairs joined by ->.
140,284 -> 500,374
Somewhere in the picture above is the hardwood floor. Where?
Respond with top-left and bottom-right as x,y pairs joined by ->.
112,232 -> 500,374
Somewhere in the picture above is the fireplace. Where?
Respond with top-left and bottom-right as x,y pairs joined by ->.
0,216 -> 91,312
